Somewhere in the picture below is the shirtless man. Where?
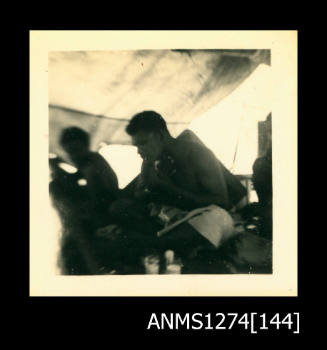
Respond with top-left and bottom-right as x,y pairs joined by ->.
129,112 -> 232,211
109,111 -> 246,262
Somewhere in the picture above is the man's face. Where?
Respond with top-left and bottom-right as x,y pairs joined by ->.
63,141 -> 89,166
132,130 -> 163,162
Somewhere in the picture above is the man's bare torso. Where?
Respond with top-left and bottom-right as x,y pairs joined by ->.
142,139 -> 220,196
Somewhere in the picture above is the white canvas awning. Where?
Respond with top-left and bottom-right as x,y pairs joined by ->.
49,49 -> 270,162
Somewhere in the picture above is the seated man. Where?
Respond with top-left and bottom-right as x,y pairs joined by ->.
56,127 -> 120,274
60,127 -> 119,229
50,127 -> 118,274
108,111 -> 247,263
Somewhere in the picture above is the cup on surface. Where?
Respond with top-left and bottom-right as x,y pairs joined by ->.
143,255 -> 160,274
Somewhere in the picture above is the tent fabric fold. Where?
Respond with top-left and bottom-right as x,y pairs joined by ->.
49,49 -> 270,161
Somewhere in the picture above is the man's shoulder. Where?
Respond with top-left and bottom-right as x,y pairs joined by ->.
175,139 -> 210,157
177,140 -> 219,168
82,152 -> 109,171
88,152 -> 108,164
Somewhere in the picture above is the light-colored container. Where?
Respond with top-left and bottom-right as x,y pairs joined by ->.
164,250 -> 182,274
143,255 -> 160,274
165,263 -> 182,274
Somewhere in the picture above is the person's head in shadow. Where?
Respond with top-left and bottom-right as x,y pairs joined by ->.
126,111 -> 172,162
60,127 -> 90,168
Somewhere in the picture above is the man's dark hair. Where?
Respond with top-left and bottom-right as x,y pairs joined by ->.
60,127 -> 90,148
126,111 -> 169,136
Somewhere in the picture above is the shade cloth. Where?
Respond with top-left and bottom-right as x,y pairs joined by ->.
49,49 -> 270,162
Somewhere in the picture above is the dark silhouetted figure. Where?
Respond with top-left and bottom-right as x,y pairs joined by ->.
49,127 -> 119,274
60,127 -> 119,228
49,156 -> 99,274
252,144 -> 272,239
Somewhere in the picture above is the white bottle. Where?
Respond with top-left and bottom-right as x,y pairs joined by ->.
164,250 -> 182,274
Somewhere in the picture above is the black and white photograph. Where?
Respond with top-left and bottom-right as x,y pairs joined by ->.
30,31 -> 297,296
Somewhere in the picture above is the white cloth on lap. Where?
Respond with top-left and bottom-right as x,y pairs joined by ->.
157,204 -> 235,248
